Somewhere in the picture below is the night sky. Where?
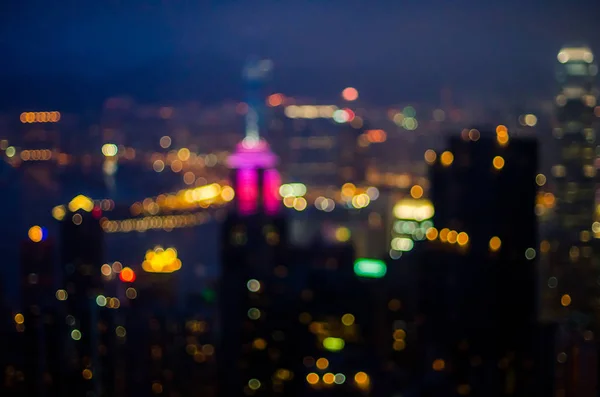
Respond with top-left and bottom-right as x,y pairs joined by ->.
2,0 -> 600,108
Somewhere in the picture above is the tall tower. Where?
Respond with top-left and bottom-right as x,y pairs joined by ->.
550,46 -> 600,322
218,60 -> 287,396
547,45 -> 600,397
554,45 -> 598,240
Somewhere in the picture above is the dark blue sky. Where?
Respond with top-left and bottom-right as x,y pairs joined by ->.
2,0 -> 600,107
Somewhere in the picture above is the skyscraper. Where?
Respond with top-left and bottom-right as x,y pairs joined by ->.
418,131 -> 539,396
546,45 -> 600,397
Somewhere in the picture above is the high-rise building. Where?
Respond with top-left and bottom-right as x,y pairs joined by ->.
418,132 -> 539,396
545,45 -> 600,397
58,195 -> 104,396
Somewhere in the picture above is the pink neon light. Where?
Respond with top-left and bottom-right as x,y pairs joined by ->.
263,168 -> 281,215
227,139 -> 278,169
237,168 -> 258,215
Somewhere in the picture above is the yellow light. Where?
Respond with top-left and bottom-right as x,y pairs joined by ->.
410,185 -> 424,199
536,174 -> 546,186
316,358 -> 329,370
524,114 -> 538,127
393,329 -> 406,340
82,369 -> 93,380
142,246 -> 182,273
323,373 -> 335,384
424,149 -> 437,164
55,289 -> 68,301
426,227 -> 438,241
253,338 -> 267,350
14,313 -> 24,324
294,197 -> 307,211
335,227 -> 351,242
393,340 -> 406,351
341,183 -> 356,197
68,195 -> 94,212
493,156 -> 505,170
341,313 -> 355,326
489,236 -> 502,252
561,294 -> 572,307
101,143 -> 118,157
440,151 -> 454,167
306,373 -> 319,385
457,232 -> 469,246
28,226 -> 43,243
52,205 -> 66,220
177,148 -> 191,161
221,186 -> 235,201
393,198 -> 435,221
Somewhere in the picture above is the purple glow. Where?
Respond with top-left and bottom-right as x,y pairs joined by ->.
237,168 -> 259,215
263,168 -> 281,215
227,139 -> 278,169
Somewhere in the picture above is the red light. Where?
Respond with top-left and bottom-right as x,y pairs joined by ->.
343,108 -> 355,122
120,267 -> 136,283
92,206 -> 102,219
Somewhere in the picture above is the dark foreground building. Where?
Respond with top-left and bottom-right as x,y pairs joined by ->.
417,131 -> 541,396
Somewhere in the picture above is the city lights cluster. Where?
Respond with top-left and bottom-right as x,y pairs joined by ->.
357,129 -> 387,147
391,198 -> 435,258
101,213 -> 210,233
142,246 -> 182,273
388,106 -> 419,130
131,183 -> 234,216
20,111 -> 61,123
425,227 -> 470,247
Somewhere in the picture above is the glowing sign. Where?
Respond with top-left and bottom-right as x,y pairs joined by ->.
354,258 -> 386,278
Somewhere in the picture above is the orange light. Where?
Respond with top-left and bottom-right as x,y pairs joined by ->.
322,373 -> 335,384
496,125 -> 508,134
410,185 -> 424,199
440,151 -> 454,167
119,267 -> 136,283
366,129 -> 387,143
432,359 -> 445,371
426,227 -> 439,241
306,373 -> 319,385
492,156 -> 505,170
561,294 -> 571,307
267,93 -> 284,107
354,371 -> 369,385
316,358 -> 329,370
489,236 -> 502,252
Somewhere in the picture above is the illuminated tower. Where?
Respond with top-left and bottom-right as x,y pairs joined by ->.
554,45 -> 598,240
218,60 -> 288,396
229,58 -> 280,216
549,46 -> 600,320
547,45 -> 600,397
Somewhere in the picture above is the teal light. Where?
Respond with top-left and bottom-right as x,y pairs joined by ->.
323,337 -> 345,352
354,258 -> 387,278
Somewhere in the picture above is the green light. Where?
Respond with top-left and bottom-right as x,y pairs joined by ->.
323,337 -> 345,352
71,329 -> 82,341
354,258 -> 386,278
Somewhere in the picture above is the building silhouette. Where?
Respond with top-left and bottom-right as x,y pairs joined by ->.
417,131 -> 539,396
